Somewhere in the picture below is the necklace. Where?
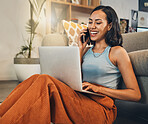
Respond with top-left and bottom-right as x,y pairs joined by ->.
93,52 -> 103,58
92,46 -> 108,58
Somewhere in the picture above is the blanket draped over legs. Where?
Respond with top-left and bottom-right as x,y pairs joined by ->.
0,74 -> 117,124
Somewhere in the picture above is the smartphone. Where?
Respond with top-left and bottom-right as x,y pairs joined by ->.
81,28 -> 94,45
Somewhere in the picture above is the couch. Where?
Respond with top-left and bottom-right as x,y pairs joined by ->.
114,31 -> 148,124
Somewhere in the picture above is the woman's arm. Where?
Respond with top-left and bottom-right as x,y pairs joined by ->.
78,29 -> 90,64
83,46 -> 141,101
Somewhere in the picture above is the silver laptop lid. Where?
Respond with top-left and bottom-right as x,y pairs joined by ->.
39,46 -> 82,91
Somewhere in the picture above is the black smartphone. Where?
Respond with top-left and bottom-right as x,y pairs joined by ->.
81,28 -> 94,45
81,28 -> 89,43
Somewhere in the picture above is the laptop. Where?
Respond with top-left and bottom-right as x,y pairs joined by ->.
39,46 -> 103,96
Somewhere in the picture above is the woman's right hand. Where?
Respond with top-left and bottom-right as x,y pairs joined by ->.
78,28 -> 89,51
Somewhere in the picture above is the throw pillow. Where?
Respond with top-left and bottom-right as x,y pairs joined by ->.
63,20 -> 87,46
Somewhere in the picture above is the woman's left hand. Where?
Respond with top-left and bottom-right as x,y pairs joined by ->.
82,82 -> 102,93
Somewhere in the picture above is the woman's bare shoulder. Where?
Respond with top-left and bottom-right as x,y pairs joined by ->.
110,46 -> 127,56
110,46 -> 130,64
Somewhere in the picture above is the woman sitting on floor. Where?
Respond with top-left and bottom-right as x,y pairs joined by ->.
0,5 -> 141,124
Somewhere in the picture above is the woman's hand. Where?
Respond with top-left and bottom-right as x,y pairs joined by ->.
78,29 -> 89,51
82,82 -> 102,93
78,29 -> 90,64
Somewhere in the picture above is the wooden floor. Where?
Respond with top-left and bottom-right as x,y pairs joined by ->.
0,80 -> 18,103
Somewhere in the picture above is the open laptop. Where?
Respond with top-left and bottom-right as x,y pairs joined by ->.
39,46 -> 103,96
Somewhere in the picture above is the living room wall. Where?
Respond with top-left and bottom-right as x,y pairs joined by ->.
101,0 -> 138,26
0,0 -> 139,80
0,0 -> 29,80
0,0 -> 46,80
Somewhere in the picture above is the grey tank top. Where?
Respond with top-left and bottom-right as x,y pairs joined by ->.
82,46 -> 121,89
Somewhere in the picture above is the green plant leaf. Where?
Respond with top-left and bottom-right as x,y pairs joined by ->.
29,0 -> 46,18
25,19 -> 39,35
15,0 -> 46,58
21,45 -> 29,51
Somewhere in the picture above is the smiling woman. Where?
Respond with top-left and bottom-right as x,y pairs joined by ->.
0,5 -> 141,124
79,5 -> 141,101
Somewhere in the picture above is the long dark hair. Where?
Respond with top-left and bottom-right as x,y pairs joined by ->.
91,5 -> 123,47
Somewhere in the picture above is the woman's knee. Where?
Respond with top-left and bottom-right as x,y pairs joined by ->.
38,74 -> 55,85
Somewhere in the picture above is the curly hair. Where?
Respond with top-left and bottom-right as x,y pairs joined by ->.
91,5 -> 123,47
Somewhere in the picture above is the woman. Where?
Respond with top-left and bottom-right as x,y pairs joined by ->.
0,5 -> 141,124
79,5 -> 141,102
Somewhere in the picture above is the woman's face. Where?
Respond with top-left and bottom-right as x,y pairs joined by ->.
88,10 -> 111,42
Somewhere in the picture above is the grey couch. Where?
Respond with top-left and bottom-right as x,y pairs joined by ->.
114,31 -> 148,124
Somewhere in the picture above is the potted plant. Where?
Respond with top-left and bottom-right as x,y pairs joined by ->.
14,0 -> 46,82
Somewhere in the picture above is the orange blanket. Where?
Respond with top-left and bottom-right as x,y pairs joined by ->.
0,74 -> 117,124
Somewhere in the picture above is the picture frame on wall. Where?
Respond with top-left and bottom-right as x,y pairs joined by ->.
120,19 -> 129,33
139,0 -> 148,12
131,10 -> 138,32
138,11 -> 148,27
72,0 -> 80,4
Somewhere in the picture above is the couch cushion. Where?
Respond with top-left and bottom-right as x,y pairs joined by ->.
128,49 -> 148,76
42,33 -> 68,46
118,50 -> 148,104
118,76 -> 148,104
137,76 -> 148,104
122,31 -> 148,52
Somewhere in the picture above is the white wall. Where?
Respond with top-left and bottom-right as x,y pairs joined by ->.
0,0 -> 46,80
0,0 -> 138,80
101,0 -> 138,26
0,0 -> 28,80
